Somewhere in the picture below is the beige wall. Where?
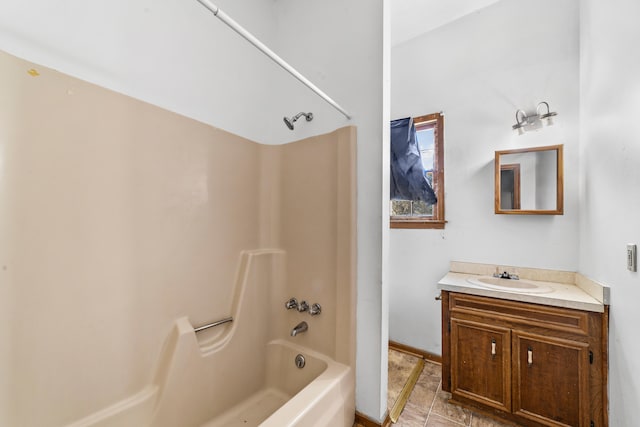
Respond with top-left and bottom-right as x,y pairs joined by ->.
0,50 -> 355,426
266,128 -> 356,365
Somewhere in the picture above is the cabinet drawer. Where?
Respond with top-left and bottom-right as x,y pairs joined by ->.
449,293 -> 590,336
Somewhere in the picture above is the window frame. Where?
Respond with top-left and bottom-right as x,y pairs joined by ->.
390,112 -> 445,229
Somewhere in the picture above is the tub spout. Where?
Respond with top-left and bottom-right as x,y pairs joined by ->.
291,321 -> 308,337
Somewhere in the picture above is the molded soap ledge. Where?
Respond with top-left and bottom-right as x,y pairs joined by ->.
65,249 -> 283,427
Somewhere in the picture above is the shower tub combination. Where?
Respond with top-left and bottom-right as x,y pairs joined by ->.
5,0 -> 357,418
67,250 -> 355,427
199,340 -> 352,427
60,121 -> 357,427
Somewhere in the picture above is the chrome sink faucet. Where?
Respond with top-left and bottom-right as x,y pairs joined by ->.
291,321 -> 308,337
493,266 -> 519,280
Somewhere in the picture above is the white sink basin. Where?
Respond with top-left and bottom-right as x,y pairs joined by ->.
466,276 -> 554,294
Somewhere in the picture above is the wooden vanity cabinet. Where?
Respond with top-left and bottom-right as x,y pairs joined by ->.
441,291 -> 608,427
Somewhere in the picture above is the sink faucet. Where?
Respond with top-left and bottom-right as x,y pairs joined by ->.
291,321 -> 308,337
493,267 -> 519,280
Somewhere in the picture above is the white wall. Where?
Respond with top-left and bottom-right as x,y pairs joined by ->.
579,1 -> 640,425
389,0 -> 580,353
269,0 -> 388,419
0,0 -> 363,147
0,0 -> 291,145
0,0 -> 387,423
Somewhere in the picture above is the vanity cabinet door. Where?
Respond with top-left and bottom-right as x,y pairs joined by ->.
450,319 -> 511,412
512,331 -> 590,427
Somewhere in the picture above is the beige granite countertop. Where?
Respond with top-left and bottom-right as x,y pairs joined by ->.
437,261 -> 609,313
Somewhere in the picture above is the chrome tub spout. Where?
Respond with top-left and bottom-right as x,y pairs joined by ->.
291,321 -> 308,337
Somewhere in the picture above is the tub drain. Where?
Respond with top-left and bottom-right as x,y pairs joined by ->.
295,354 -> 305,369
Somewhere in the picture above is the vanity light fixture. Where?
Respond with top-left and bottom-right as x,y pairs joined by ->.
512,101 -> 558,135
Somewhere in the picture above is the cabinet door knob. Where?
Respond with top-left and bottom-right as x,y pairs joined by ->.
491,339 -> 496,357
527,347 -> 533,366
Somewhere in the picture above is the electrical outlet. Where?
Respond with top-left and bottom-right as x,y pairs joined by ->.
627,244 -> 637,272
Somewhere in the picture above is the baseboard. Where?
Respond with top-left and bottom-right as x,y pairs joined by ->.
389,340 -> 442,364
354,410 -> 392,427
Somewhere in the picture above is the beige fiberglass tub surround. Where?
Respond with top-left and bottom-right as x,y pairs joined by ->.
1,51 -> 356,427
69,251 -> 355,427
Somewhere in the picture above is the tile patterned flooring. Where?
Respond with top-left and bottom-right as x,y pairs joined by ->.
355,350 -> 520,427
387,348 -> 420,411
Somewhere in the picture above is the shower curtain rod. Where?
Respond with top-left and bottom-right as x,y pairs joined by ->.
195,0 -> 352,120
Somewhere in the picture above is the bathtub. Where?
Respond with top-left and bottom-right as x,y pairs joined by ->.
67,250 -> 355,427
200,340 -> 353,427
68,320 -> 354,427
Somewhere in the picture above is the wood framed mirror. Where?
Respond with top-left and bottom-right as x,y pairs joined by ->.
494,144 -> 563,215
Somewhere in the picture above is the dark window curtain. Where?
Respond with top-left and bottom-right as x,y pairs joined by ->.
390,117 -> 437,205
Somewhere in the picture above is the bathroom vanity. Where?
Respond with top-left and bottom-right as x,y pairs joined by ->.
438,263 -> 609,427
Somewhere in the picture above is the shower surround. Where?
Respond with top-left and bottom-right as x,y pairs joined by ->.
0,50 -> 356,426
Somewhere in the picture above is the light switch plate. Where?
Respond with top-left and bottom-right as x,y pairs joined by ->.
627,244 -> 637,272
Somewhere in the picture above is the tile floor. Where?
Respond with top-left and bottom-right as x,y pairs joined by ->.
355,353 -> 521,427
387,348 -> 420,411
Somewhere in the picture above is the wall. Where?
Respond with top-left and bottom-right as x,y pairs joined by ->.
271,0 -> 388,420
264,128 -> 357,367
0,0 -> 380,148
0,50 -> 262,426
579,0 -> 640,424
389,0 -> 580,353
0,0 -> 282,145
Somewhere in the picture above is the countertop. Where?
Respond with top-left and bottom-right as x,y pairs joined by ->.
438,271 -> 606,313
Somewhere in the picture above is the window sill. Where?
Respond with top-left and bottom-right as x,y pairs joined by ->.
390,219 -> 446,229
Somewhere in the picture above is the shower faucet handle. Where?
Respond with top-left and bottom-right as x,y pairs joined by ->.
309,303 -> 322,316
285,298 -> 298,310
297,300 -> 309,313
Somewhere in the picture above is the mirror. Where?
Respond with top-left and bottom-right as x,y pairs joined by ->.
495,144 -> 563,215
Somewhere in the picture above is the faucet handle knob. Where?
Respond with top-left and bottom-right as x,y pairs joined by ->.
309,303 -> 322,316
285,298 -> 298,310
297,300 -> 309,312
493,266 -> 501,278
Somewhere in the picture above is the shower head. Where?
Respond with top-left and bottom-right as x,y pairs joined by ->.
283,116 -> 295,130
283,112 -> 313,130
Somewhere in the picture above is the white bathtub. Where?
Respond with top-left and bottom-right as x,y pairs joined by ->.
200,340 -> 353,427
68,322 -> 354,427
68,250 -> 355,427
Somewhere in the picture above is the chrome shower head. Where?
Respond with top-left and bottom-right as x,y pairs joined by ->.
283,112 -> 313,130
283,116 -> 295,130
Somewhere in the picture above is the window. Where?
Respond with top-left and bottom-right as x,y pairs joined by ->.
390,112 -> 445,229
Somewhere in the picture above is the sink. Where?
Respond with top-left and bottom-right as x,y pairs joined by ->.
466,276 -> 554,294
